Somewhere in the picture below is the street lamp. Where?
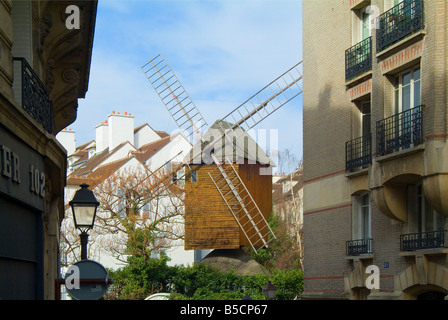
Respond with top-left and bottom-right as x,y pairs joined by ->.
263,281 -> 277,300
69,183 -> 99,260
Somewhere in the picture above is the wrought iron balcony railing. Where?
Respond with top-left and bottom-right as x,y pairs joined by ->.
346,238 -> 373,256
345,37 -> 372,81
401,230 -> 447,251
376,105 -> 423,156
13,57 -> 54,134
376,0 -> 424,52
346,134 -> 372,171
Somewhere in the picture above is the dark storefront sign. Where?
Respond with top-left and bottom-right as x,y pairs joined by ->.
0,124 -> 45,299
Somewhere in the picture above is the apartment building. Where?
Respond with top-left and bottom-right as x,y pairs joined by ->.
302,0 -> 448,299
0,1 -> 97,299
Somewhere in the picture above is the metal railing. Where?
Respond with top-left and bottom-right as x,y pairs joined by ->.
376,105 -> 423,156
401,230 -> 447,251
346,134 -> 372,171
376,0 -> 424,52
346,238 -> 373,256
345,37 -> 372,81
13,57 -> 54,134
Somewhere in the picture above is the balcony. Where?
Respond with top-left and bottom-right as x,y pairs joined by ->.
346,238 -> 373,256
345,37 -> 372,81
376,0 -> 424,52
13,57 -> 54,134
346,134 -> 371,171
376,105 -> 423,156
401,230 -> 447,251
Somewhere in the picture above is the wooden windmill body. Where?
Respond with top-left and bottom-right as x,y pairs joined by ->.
141,54 -> 302,253
184,120 -> 274,250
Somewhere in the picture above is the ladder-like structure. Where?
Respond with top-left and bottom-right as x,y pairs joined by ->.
217,62 -> 302,140
209,154 -> 275,252
141,54 -> 208,143
141,54 -> 303,252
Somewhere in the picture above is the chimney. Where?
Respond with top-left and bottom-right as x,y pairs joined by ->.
95,120 -> 109,153
108,111 -> 134,150
56,128 -> 76,156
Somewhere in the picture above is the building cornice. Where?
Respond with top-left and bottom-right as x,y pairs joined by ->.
37,0 -> 98,134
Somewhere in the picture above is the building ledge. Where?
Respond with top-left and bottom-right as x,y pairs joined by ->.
399,248 -> 448,257
375,143 -> 425,163
376,30 -> 426,59
300,291 -> 349,300
345,253 -> 374,260
345,71 -> 372,87
367,291 -> 403,300
350,0 -> 370,10
345,167 -> 369,178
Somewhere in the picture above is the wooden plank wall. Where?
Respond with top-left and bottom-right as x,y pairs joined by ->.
184,163 -> 272,251
238,163 -> 272,248
184,164 -> 240,250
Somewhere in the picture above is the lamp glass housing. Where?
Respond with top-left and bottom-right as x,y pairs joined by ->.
69,183 -> 99,230
263,281 -> 277,300
71,203 -> 97,229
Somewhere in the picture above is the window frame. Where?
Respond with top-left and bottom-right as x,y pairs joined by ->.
393,65 -> 421,114
352,192 -> 372,240
360,6 -> 372,41
416,183 -> 445,233
191,170 -> 197,183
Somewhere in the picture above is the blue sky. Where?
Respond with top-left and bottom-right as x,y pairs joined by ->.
72,0 -> 303,166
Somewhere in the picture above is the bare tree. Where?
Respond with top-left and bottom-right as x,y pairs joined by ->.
60,163 -> 191,267
272,149 -> 304,268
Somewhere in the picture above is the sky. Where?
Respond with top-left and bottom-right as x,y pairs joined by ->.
71,0 -> 303,170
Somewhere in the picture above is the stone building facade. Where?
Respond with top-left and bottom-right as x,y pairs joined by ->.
302,0 -> 448,299
0,1 -> 97,299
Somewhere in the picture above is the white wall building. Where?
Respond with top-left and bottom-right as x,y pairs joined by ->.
57,111 -> 195,270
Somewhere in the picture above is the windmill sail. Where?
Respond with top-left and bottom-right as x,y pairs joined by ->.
217,61 -> 302,141
141,54 -> 208,143
141,54 -> 302,252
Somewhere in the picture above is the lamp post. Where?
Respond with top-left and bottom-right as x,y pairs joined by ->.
69,183 -> 99,260
263,281 -> 277,300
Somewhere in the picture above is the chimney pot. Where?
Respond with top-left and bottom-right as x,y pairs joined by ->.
108,111 -> 134,150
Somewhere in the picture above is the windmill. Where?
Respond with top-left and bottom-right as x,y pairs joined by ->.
141,54 -> 302,253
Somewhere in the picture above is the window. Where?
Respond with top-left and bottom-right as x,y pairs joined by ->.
346,100 -> 371,171
11,0 -> 33,63
164,161 -> 171,171
142,202 -> 152,219
348,192 -> 372,255
353,192 -> 371,240
174,167 -> 185,186
346,6 -> 373,80
402,183 -> 446,251
407,183 -> 445,233
384,0 -> 405,11
416,183 -> 444,233
191,170 -> 197,183
394,66 -> 421,114
359,101 -> 371,138
360,7 -> 371,41
359,193 -> 371,239
389,66 -> 422,150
